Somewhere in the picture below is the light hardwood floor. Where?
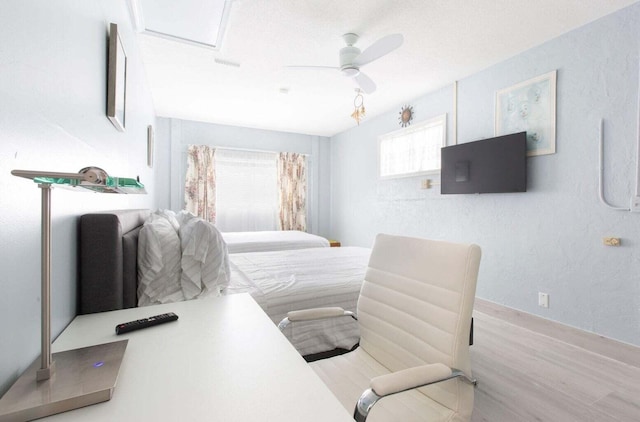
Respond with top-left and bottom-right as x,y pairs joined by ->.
470,307 -> 640,421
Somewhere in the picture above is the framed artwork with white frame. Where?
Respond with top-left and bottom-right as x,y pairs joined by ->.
495,70 -> 557,156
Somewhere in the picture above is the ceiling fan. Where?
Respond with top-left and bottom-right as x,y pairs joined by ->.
286,33 -> 404,94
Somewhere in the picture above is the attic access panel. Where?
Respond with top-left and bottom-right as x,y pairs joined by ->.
130,0 -> 232,49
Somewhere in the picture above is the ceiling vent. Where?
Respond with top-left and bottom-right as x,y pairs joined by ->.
214,58 -> 240,68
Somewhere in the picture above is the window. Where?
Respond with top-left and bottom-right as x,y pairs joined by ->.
215,149 -> 278,232
185,146 -> 309,232
378,114 -> 447,179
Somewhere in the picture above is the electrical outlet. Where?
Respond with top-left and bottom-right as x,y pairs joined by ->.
538,292 -> 549,308
631,197 -> 640,213
420,179 -> 432,189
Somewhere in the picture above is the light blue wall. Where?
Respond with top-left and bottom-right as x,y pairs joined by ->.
158,117 -> 332,236
330,4 -> 640,346
0,1 -> 157,395
3,4 -> 635,403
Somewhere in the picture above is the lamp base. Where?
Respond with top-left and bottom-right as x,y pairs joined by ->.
0,340 -> 128,422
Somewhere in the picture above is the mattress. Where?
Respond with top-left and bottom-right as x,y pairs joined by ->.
227,246 -> 370,356
222,230 -> 330,253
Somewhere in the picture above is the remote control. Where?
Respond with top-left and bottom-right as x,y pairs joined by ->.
115,312 -> 178,335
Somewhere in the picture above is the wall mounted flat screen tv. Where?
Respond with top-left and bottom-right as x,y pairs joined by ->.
440,132 -> 527,194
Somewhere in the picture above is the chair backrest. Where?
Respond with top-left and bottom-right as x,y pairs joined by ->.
357,233 -> 481,417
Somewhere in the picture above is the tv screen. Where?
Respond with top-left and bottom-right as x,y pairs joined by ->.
440,132 -> 527,194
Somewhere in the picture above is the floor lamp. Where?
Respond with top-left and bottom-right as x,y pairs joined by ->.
0,167 -> 146,421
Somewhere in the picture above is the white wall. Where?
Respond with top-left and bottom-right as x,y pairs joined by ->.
158,117 -> 332,236
330,4 -> 640,346
0,1 -> 157,395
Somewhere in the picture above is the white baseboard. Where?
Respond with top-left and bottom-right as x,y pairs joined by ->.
474,298 -> 640,370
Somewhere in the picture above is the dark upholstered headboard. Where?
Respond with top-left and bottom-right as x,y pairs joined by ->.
78,209 -> 150,314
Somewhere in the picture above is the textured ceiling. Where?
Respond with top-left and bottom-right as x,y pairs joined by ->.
136,0 -> 638,137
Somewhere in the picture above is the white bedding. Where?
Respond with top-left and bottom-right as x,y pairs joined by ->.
227,246 -> 370,356
222,230 -> 330,253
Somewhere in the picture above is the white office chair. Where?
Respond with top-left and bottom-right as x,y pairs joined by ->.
280,234 -> 481,422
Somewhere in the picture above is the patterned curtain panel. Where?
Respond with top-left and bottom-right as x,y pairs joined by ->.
277,153 -> 307,231
184,145 -> 216,223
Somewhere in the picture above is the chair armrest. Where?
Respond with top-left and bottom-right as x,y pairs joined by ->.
353,364 -> 477,422
277,307 -> 357,330
370,363 -> 452,396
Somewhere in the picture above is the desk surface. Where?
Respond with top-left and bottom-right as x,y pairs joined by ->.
44,294 -> 353,421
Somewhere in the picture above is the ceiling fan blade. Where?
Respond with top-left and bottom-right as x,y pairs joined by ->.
354,34 -> 404,67
285,65 -> 339,71
354,72 -> 376,94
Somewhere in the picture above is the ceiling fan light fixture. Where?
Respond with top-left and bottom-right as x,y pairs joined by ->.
341,67 -> 360,78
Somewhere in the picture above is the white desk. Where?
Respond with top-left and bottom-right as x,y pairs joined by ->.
41,294 -> 353,421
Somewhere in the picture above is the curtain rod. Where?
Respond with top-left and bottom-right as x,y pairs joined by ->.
185,144 -> 310,157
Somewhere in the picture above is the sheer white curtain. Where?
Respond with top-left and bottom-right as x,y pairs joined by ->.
214,149 -> 278,232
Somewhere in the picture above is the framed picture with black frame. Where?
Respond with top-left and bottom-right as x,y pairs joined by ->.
107,22 -> 127,131
147,125 -> 154,168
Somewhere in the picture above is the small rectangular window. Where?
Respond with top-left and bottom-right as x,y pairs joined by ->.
378,114 -> 447,179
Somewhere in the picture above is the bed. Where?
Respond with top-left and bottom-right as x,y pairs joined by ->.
227,246 -> 368,355
78,209 -> 369,356
221,230 -> 330,253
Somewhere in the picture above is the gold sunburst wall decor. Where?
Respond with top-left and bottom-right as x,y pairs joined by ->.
399,104 -> 413,127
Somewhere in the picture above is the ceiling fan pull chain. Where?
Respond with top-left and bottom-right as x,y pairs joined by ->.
351,89 -> 366,125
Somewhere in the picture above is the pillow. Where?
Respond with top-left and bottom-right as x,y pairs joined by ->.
176,210 -> 198,227
179,217 -> 230,300
137,214 -> 184,306
153,209 -> 180,232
